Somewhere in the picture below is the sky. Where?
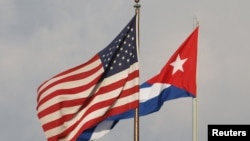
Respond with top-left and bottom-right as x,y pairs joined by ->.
1,0 -> 250,141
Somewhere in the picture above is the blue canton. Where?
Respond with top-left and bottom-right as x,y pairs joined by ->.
98,16 -> 137,77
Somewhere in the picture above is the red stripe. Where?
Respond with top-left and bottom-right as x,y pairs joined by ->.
42,114 -> 74,132
38,98 -> 85,119
37,72 -> 102,110
107,100 -> 138,117
118,85 -> 139,98
37,62 -> 102,103
37,55 -> 100,101
54,55 -> 99,79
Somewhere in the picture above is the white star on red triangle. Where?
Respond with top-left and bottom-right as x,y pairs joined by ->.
170,54 -> 188,75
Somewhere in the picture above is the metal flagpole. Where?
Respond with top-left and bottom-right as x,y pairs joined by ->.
192,16 -> 199,141
193,98 -> 198,141
134,1 -> 141,141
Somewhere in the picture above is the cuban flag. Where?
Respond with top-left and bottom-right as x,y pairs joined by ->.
78,26 -> 199,140
139,26 -> 198,114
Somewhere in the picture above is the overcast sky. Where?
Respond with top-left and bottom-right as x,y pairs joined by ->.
1,0 -> 250,141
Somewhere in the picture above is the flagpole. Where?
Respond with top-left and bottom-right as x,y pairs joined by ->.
134,1 -> 141,141
192,16 -> 199,141
193,98 -> 198,141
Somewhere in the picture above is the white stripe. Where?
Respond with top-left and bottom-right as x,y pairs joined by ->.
39,105 -> 81,124
37,84 -> 95,114
89,120 -> 115,140
37,65 -> 104,104
139,83 -> 171,102
112,92 -> 139,108
38,59 -> 101,94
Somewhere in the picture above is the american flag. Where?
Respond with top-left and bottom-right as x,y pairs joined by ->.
36,15 -> 139,141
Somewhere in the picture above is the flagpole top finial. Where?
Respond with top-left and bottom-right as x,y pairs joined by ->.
193,16 -> 199,28
134,0 -> 141,8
